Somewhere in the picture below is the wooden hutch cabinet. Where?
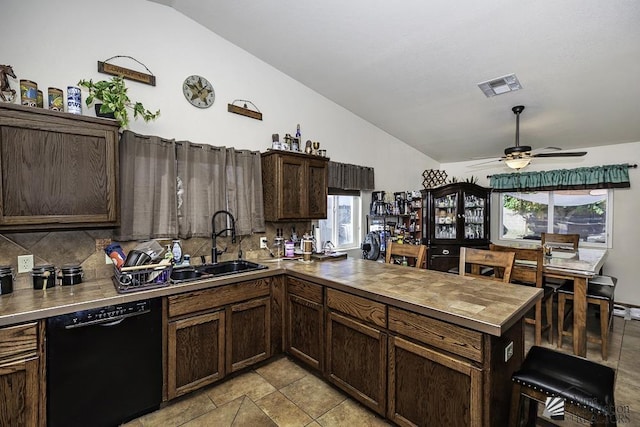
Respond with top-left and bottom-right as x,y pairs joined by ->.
0,103 -> 119,230
261,150 -> 328,221
422,182 -> 490,272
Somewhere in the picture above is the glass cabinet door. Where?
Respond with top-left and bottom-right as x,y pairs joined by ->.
434,193 -> 457,239
463,192 -> 486,240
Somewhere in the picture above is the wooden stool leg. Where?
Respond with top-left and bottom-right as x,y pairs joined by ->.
600,299 -> 609,361
558,294 -> 566,348
545,296 -> 553,344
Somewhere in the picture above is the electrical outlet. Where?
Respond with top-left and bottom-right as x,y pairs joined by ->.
260,237 -> 268,249
18,255 -> 34,273
504,341 -> 514,362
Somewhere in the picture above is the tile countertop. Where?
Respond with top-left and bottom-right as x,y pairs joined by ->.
0,258 -> 541,336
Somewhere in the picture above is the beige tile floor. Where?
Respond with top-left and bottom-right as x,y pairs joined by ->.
125,311 -> 640,427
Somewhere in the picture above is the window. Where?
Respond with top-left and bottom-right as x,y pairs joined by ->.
499,189 -> 612,246
319,194 -> 361,250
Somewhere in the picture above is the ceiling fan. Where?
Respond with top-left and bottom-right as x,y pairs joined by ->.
481,105 -> 587,170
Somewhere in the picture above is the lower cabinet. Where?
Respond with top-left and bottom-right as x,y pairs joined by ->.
166,311 -> 225,400
387,335 -> 482,427
285,277 -> 324,371
0,322 -> 43,427
226,296 -> 271,373
165,278 -> 271,400
326,311 -> 387,416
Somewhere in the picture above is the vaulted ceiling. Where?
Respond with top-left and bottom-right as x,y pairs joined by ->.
149,1 -> 640,164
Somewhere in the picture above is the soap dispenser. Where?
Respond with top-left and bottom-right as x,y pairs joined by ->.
171,239 -> 183,264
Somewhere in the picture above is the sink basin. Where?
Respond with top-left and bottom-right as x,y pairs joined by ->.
170,260 -> 268,283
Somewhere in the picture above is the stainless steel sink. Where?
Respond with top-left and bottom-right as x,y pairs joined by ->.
170,260 -> 268,283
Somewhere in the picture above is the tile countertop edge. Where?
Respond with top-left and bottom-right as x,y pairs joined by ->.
0,258 -> 542,336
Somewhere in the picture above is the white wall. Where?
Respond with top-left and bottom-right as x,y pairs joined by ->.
1,0 -> 437,193
442,141 -> 640,306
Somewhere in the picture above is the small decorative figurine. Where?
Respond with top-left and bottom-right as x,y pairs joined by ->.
0,65 -> 17,103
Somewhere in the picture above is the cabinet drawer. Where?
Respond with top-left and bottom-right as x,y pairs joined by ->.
388,307 -> 482,362
0,322 -> 38,362
287,277 -> 323,304
168,279 -> 270,318
326,288 -> 386,328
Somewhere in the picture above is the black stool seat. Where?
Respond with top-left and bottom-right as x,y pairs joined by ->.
512,346 -> 616,417
557,276 -> 617,301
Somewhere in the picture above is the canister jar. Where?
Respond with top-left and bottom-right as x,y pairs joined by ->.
32,265 -> 56,290
58,265 -> 83,286
0,266 -> 14,295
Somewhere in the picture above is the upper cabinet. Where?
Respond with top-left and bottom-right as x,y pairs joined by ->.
261,150 -> 328,221
0,103 -> 119,230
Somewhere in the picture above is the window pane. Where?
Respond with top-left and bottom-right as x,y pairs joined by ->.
318,195 -> 361,250
337,196 -> 355,246
501,192 -> 549,240
552,190 -> 607,243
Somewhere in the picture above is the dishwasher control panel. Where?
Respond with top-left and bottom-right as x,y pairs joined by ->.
51,299 -> 152,328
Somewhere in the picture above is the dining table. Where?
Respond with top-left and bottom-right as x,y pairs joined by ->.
543,247 -> 608,358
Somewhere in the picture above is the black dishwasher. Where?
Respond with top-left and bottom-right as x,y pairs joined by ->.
46,298 -> 162,427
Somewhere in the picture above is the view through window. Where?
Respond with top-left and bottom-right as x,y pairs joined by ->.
500,189 -> 611,245
319,195 -> 361,250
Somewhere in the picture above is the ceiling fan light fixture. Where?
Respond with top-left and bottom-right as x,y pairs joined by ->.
478,73 -> 523,98
504,157 -> 531,170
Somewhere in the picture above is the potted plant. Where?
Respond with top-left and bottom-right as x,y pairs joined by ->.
77,75 -> 160,128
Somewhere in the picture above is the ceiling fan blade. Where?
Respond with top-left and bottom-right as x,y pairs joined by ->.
530,146 -> 562,154
469,158 -> 504,167
533,151 -> 587,158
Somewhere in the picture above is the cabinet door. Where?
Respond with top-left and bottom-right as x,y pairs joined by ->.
167,311 -> 225,400
0,357 -> 39,427
286,293 -> 324,371
431,187 -> 459,241
462,190 -> 488,241
388,336 -> 482,427
279,155 -> 307,219
307,158 -> 328,219
226,296 -> 271,373
326,311 -> 387,416
0,106 -> 119,229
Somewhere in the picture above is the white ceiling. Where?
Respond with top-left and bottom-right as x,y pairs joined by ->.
150,0 -> 640,163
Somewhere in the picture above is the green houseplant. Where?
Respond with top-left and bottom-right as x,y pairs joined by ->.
77,75 -> 160,128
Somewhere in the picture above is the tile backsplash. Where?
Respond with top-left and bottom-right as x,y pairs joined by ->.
0,221 -> 311,290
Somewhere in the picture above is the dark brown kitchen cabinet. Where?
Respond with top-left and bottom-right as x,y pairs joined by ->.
226,296 -> 271,373
387,335 -> 482,427
285,277 -> 324,371
422,182 -> 490,271
261,150 -> 328,221
0,321 -> 44,427
165,278 -> 271,400
0,103 -> 119,230
325,288 -> 387,415
166,311 -> 225,400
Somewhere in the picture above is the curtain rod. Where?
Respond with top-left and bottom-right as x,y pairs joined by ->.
486,163 -> 637,179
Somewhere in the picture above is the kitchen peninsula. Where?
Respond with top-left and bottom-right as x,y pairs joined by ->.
0,258 -> 541,427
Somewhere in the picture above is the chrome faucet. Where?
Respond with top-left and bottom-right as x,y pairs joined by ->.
211,210 -> 237,264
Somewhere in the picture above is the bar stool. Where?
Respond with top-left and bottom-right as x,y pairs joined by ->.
557,275 -> 617,360
509,346 -> 617,426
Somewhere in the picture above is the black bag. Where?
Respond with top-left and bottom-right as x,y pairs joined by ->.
362,231 -> 381,260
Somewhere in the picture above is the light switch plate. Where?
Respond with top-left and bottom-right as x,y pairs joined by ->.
504,341 -> 514,362
260,237 -> 268,249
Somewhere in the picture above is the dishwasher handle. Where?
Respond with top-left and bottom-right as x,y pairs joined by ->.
64,308 -> 150,329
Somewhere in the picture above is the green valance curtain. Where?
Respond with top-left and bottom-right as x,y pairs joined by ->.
490,164 -> 631,192
328,161 -> 375,191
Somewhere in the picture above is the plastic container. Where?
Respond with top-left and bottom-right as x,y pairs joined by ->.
285,240 -> 295,257
32,265 -> 56,290
0,266 -> 14,295
171,240 -> 183,264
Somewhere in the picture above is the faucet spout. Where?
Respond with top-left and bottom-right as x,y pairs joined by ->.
211,210 -> 237,263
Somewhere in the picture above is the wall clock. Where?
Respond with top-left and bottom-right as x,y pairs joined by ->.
182,75 -> 215,108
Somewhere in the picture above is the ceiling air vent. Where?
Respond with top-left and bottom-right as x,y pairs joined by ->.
478,73 -> 522,97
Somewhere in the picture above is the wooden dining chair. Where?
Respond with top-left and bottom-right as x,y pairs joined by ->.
458,247 -> 515,283
490,244 -> 553,345
541,232 -> 580,251
385,241 -> 427,268
541,232 -> 581,292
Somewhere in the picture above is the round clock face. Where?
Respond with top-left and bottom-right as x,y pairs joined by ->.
182,75 -> 215,108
